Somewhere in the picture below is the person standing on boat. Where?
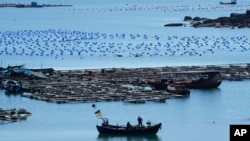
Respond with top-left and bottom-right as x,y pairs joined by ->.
137,116 -> 143,127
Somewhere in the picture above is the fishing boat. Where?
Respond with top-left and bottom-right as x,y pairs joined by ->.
160,70 -> 222,89
92,104 -> 161,135
4,80 -> 23,93
96,118 -> 162,135
124,98 -> 146,104
7,64 -> 26,76
219,0 -> 237,5
12,67 -> 26,73
166,84 -> 190,96
176,78 -> 222,89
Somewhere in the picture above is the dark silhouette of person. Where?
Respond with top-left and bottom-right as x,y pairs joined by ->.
137,116 -> 143,127
102,118 -> 109,126
127,121 -> 131,130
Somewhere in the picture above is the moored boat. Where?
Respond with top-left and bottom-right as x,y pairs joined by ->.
176,78 -> 222,89
124,98 -> 146,104
7,65 -> 26,76
4,80 -> 23,93
166,84 -> 190,96
161,70 -> 222,89
219,0 -> 237,5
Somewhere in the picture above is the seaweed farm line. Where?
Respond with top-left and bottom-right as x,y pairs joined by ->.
1,63 -> 250,104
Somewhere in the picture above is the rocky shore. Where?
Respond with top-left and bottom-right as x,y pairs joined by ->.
165,9 -> 250,28
1,63 -> 250,104
185,9 -> 250,28
0,2 -> 72,8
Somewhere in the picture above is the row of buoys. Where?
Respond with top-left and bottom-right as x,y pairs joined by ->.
0,29 -> 249,59
69,3 -> 250,13
1,30 -> 159,41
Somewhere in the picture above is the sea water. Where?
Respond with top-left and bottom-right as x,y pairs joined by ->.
0,0 -> 250,69
0,0 -> 250,141
1,80 -> 250,141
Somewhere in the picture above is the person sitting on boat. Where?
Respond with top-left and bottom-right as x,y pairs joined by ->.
102,118 -> 109,126
127,121 -> 131,130
146,121 -> 151,127
137,116 -> 143,127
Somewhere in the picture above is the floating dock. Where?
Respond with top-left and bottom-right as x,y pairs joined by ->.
1,63 -> 250,104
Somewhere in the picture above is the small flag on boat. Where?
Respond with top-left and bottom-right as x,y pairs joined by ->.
95,110 -> 102,117
92,104 -> 96,109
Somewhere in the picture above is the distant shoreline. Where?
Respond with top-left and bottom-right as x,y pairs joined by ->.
0,3 -> 72,8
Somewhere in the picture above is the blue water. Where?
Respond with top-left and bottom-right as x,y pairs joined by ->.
1,80 -> 250,141
0,0 -> 250,69
1,0 -> 250,140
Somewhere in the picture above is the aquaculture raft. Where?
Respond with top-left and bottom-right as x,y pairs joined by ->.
0,108 -> 31,123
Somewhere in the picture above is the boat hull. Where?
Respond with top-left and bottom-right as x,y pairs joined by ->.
96,123 -> 162,135
166,84 -> 190,95
184,80 -> 221,89
176,79 -> 222,89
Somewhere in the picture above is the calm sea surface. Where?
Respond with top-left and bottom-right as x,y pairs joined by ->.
1,80 -> 250,141
0,0 -> 250,69
1,0 -> 250,141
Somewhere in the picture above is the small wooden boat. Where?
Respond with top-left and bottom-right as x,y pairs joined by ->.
124,99 -> 146,104
7,64 -> 26,75
12,67 -> 26,73
166,84 -> 190,96
148,80 -> 168,90
219,0 -> 237,5
96,118 -> 162,135
4,80 -> 23,93
92,104 -> 161,135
